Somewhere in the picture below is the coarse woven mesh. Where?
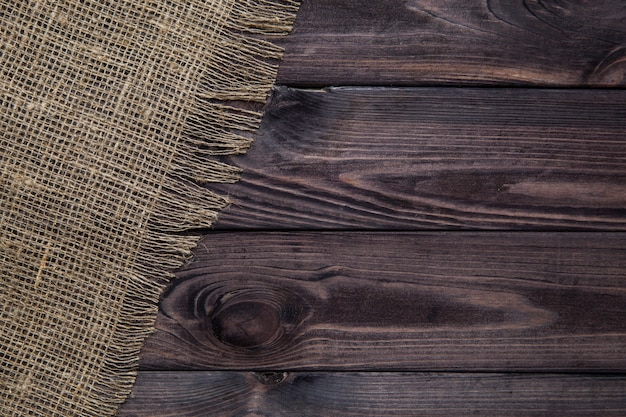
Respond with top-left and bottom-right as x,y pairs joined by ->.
0,0 -> 299,415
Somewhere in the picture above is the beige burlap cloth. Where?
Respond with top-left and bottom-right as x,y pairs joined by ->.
0,1 -> 298,415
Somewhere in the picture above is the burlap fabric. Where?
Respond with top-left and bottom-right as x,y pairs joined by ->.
0,1 -> 298,415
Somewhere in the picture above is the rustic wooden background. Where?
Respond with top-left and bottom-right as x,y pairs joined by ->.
120,0 -> 626,415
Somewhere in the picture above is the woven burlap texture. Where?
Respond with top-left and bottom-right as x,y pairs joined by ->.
0,1 -> 298,415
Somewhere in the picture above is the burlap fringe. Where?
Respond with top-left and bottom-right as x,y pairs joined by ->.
87,1 -> 299,413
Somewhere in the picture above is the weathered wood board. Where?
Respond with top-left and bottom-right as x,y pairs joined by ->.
212,87 -> 626,230
276,0 -> 626,86
139,232 -> 626,371
121,372 -> 626,416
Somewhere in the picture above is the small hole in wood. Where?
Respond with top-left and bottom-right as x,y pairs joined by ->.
254,371 -> 287,385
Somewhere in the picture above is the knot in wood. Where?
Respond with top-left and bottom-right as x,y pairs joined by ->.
211,301 -> 281,348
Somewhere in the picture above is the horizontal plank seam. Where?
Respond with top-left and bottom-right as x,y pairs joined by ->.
191,228 -> 626,235
273,84 -> 626,91
135,370 -> 626,376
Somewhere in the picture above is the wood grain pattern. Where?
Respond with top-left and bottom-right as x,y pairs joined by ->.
140,232 -> 626,371
274,0 -> 626,86
128,2 -> 626,412
120,372 -> 626,416
212,87 -> 626,230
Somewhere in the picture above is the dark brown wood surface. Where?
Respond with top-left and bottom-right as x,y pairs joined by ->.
276,0 -> 626,87
212,87 -> 626,230
124,1 -> 626,414
139,232 -> 626,371
121,372 -> 626,416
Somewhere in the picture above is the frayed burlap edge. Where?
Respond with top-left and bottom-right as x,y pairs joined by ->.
92,2 -> 301,415
0,0 -> 299,415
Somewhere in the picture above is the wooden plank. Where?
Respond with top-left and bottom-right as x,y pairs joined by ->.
140,232 -> 626,371
212,87 -> 626,230
274,0 -> 626,87
120,371 -> 626,416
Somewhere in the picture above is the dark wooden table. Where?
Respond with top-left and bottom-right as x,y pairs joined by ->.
120,1 -> 626,415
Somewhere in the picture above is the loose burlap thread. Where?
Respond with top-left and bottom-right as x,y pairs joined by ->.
0,1 -> 298,415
